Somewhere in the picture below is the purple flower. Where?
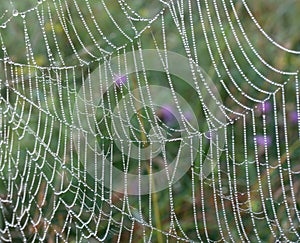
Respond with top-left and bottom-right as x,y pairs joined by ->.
204,130 -> 216,140
183,111 -> 193,121
114,74 -> 127,87
255,135 -> 272,147
157,105 -> 176,125
288,111 -> 299,124
257,101 -> 272,113
205,131 -> 212,140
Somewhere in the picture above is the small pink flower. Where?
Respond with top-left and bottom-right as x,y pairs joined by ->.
255,135 -> 271,147
288,111 -> 299,124
183,111 -> 193,121
114,74 -> 127,87
257,101 -> 272,113
157,105 -> 176,125
204,130 -> 216,140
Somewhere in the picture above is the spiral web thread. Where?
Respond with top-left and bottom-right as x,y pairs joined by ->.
0,0 -> 300,242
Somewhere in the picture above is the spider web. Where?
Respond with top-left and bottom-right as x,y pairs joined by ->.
0,0 -> 300,242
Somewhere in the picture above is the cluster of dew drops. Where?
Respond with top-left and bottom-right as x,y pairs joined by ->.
0,0 -> 44,29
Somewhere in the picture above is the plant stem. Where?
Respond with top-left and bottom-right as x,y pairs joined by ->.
132,77 -> 163,243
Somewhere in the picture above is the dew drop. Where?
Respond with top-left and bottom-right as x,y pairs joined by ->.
0,23 -> 6,29
12,9 -> 19,17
